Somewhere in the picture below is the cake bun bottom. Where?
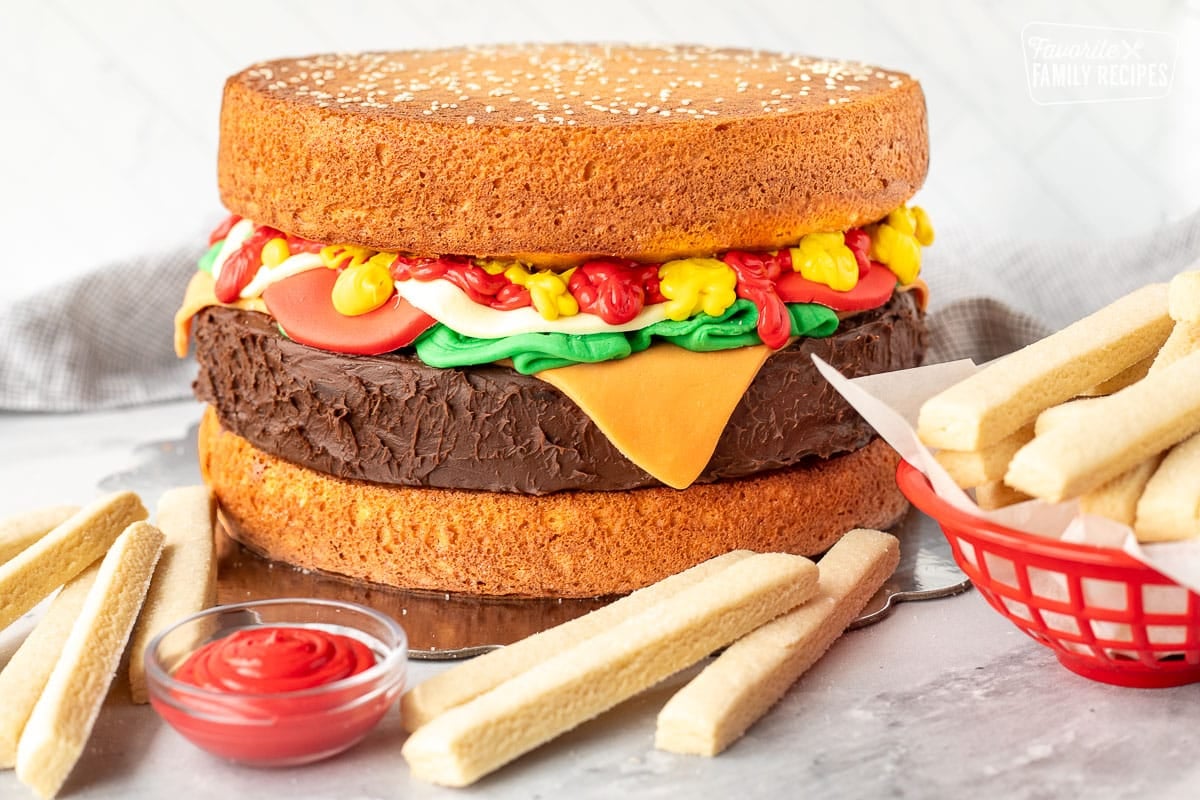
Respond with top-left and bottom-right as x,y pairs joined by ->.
199,407 -> 908,597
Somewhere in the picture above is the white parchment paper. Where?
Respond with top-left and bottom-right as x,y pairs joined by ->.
823,357 -> 1200,613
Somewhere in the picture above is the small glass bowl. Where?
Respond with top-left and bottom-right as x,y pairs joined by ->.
145,598 -> 407,767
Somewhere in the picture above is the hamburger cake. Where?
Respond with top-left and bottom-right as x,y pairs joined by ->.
174,44 -> 933,598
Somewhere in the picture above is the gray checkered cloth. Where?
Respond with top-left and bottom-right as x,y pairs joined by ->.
2,209 -> 1199,411
0,247 -> 201,411
925,208 -> 1200,364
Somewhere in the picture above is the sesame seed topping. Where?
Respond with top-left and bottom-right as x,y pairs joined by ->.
242,45 -> 909,127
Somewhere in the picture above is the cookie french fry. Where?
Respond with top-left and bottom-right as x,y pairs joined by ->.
1079,355 -> 1153,396
0,493 -> 147,632
917,283 -> 1171,451
654,530 -> 898,756
1077,319 -> 1200,522
128,487 -> 217,704
402,549 -> 754,731
0,507 -> 79,566
1005,349 -> 1200,502
1168,270 -> 1200,323
1040,328 -> 1190,438
1079,458 -> 1162,527
1034,397 -> 1105,436
975,481 -> 1033,510
1150,320 -> 1200,372
934,425 -> 1033,489
1134,434 -> 1200,542
401,553 -> 818,787
15,522 -> 164,799
0,565 -> 100,769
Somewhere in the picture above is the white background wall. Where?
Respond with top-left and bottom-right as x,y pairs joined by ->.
2,0 -> 1197,300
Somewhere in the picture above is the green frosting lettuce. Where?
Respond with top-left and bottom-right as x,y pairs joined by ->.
198,241 -> 223,275
414,299 -> 840,374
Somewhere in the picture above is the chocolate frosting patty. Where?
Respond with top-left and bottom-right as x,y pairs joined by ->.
192,293 -> 926,494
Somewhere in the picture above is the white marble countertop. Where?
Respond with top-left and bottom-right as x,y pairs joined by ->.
0,401 -> 1196,799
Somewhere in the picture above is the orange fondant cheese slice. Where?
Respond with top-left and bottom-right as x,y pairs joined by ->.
897,276 -> 930,311
537,343 -> 771,490
174,271 -> 266,357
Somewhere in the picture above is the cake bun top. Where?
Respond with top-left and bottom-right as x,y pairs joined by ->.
219,45 -> 928,265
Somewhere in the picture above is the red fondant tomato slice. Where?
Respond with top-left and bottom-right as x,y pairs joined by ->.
775,262 -> 897,311
262,268 -> 435,355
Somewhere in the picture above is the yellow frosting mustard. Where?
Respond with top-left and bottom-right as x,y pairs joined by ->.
789,232 -> 859,292
504,264 -> 579,320
332,254 -> 396,316
658,258 -> 739,321
867,205 -> 933,285
477,259 -> 512,276
320,244 -> 377,271
260,237 -> 292,268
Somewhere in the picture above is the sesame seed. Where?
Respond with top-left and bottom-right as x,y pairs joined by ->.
248,45 -> 896,125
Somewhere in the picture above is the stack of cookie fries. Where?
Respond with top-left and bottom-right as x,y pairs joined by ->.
919,271 -> 1200,541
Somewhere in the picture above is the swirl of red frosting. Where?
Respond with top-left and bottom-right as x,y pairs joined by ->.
174,626 -> 376,694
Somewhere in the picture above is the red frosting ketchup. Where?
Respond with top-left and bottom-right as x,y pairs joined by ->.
155,625 -> 392,766
174,626 -> 376,693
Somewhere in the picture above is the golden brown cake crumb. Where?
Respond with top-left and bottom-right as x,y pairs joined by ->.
219,45 -> 928,264
199,408 -> 908,597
